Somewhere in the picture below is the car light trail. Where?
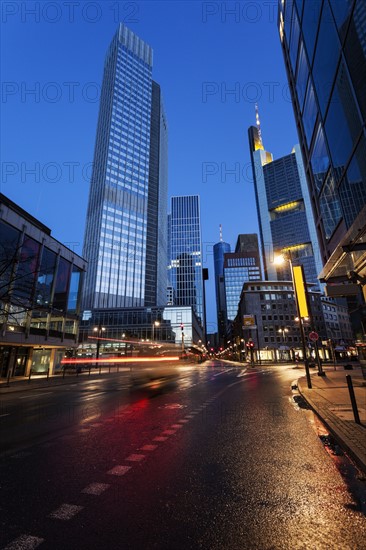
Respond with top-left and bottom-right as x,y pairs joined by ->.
61,356 -> 180,364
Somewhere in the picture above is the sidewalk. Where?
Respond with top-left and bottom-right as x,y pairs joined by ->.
297,366 -> 366,473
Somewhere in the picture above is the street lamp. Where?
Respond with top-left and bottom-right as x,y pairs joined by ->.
93,325 -> 106,360
274,253 -> 312,388
152,320 -> 160,342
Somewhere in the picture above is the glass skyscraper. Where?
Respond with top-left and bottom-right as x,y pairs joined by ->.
278,1 -> 366,332
213,233 -> 231,341
169,196 -> 204,326
223,234 -> 262,322
248,124 -> 322,288
82,25 -> 168,311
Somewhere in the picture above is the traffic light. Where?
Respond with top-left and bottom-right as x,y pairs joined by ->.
180,324 -> 184,331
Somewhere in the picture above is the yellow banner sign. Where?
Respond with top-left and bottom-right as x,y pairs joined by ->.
293,265 -> 309,318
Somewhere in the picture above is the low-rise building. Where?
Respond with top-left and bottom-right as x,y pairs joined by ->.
0,194 -> 86,378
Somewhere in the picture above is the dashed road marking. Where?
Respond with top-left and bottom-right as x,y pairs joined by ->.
107,465 -> 131,476
90,423 -> 103,428
82,482 -> 110,495
19,392 -> 53,399
126,454 -> 145,462
153,436 -> 168,442
162,430 -> 176,435
171,424 -> 183,429
79,428 -> 91,434
140,444 -> 157,451
178,419 -> 189,423
49,503 -> 83,520
0,413 -> 10,418
4,534 -> 44,549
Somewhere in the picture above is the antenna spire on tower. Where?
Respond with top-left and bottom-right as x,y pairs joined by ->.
255,103 -> 263,146
219,224 -> 223,242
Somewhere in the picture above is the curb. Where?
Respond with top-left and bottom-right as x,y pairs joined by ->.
297,379 -> 366,475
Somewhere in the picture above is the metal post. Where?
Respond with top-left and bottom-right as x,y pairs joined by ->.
315,340 -> 325,376
7,366 -> 11,387
47,367 -> 50,380
346,375 -> 361,424
255,315 -> 261,365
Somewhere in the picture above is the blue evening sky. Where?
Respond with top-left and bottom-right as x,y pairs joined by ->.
1,1 -> 298,333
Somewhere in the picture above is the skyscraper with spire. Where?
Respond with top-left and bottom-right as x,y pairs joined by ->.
248,108 -> 322,287
82,25 -> 168,311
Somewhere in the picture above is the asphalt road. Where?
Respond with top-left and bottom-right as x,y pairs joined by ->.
1,360 -> 365,549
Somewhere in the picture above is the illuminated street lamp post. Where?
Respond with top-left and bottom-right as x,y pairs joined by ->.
152,320 -> 160,342
274,254 -> 312,389
93,325 -> 106,374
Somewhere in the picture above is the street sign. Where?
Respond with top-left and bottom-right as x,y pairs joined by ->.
309,331 -> 319,342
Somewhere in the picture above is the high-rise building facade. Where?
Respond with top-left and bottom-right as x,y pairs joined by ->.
213,233 -> 231,341
278,0 -> 366,337
82,25 -> 168,311
248,124 -> 322,288
224,234 -> 262,322
169,196 -> 204,326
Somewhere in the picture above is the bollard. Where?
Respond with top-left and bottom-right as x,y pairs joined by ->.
47,367 -> 50,381
346,375 -> 361,424
304,360 -> 312,389
7,367 -> 11,387
63,366 -> 66,379
28,368 -> 32,382
89,365 -> 91,376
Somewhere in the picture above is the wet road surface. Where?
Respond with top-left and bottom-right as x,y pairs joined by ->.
1,361 -> 365,549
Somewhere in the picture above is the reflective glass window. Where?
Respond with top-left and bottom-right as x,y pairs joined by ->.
311,124 -> 330,193
325,59 -> 362,180
13,237 -> 40,303
302,0 -> 322,64
339,136 -> 366,228
319,171 -> 342,239
294,0 -> 303,19
284,0 -> 294,44
36,247 -> 57,307
289,8 -> 300,71
302,78 -> 318,148
296,42 -> 309,110
313,1 -> 340,116
0,221 -> 20,301
328,0 -> 353,38
53,258 -> 71,311
344,0 -> 366,119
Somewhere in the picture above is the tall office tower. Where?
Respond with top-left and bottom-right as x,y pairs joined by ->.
248,120 -> 322,288
169,196 -> 204,326
213,226 -> 231,341
223,234 -> 262,322
82,25 -> 168,311
278,1 -> 366,335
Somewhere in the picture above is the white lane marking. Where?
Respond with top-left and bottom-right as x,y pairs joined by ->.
178,420 -> 189,424
0,413 -> 10,418
49,504 -> 83,520
171,424 -> 183,429
185,414 -> 194,418
82,482 -> 110,495
126,454 -> 145,462
19,392 -> 53,400
140,444 -> 157,451
107,465 -> 131,476
79,428 -> 91,434
90,423 -> 103,428
79,392 -> 105,402
162,430 -> 176,435
153,436 -> 168,442
4,534 -> 44,549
